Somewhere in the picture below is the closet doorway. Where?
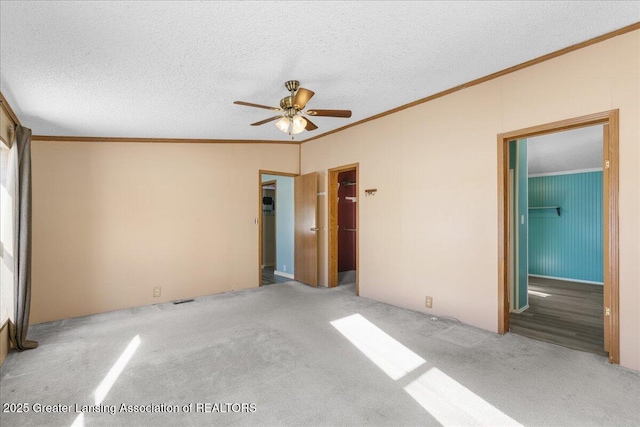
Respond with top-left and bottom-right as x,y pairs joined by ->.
328,163 -> 359,295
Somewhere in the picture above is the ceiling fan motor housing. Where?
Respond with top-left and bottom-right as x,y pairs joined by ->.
280,96 -> 297,118
284,80 -> 300,92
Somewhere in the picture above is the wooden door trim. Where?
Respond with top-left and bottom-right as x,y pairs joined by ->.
328,163 -> 359,295
260,170 -> 298,177
602,124 -> 611,352
497,110 -> 620,364
258,170 -> 298,287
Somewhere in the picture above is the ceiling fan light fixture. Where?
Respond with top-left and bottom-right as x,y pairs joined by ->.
291,115 -> 307,134
275,115 -> 307,135
275,117 -> 291,133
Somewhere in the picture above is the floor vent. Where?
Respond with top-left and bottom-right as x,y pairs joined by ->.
172,299 -> 195,305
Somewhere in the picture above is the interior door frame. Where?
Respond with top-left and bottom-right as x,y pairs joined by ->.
497,110 -> 619,364
328,163 -> 359,295
258,170 -> 298,287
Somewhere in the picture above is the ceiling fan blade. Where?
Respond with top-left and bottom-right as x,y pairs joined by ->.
304,118 -> 318,131
293,88 -> 315,109
251,116 -> 282,126
306,109 -> 352,118
234,101 -> 281,111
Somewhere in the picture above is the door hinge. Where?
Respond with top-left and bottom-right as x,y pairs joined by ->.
605,160 -> 610,169
605,307 -> 610,316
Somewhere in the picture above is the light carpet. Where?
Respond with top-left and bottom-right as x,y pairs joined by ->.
1,281 -> 638,426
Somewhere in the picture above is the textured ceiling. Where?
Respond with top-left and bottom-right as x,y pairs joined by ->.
528,125 -> 603,175
1,1 -> 638,141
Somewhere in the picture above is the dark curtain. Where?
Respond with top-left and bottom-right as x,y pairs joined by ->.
10,125 -> 37,351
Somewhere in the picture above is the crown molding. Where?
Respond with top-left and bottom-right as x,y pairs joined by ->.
31,135 -> 300,145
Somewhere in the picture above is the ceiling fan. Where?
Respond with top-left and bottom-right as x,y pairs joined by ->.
234,80 -> 352,137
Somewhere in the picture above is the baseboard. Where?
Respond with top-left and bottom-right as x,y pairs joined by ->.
262,263 -> 276,269
274,270 -> 294,279
510,304 -> 530,314
529,274 -> 603,285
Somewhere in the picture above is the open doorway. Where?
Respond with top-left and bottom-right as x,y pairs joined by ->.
259,171 -> 296,286
498,110 -> 620,364
508,125 -> 606,356
328,163 -> 359,295
261,180 -> 279,284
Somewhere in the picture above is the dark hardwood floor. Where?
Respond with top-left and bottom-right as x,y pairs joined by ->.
261,267 -> 291,286
510,276 -> 606,356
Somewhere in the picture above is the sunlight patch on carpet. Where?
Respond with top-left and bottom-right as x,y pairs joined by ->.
94,335 -> 141,404
70,412 -> 84,427
331,313 -> 425,380
405,367 -> 522,426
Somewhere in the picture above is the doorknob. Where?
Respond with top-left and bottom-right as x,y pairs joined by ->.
310,227 -> 319,232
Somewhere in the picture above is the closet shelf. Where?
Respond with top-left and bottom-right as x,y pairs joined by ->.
529,206 -> 561,216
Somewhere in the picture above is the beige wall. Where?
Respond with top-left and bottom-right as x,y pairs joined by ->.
31,141 -> 299,324
301,30 -> 640,370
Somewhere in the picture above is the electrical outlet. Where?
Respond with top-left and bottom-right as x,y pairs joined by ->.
425,296 -> 433,309
153,286 -> 161,298
283,265 -> 286,272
